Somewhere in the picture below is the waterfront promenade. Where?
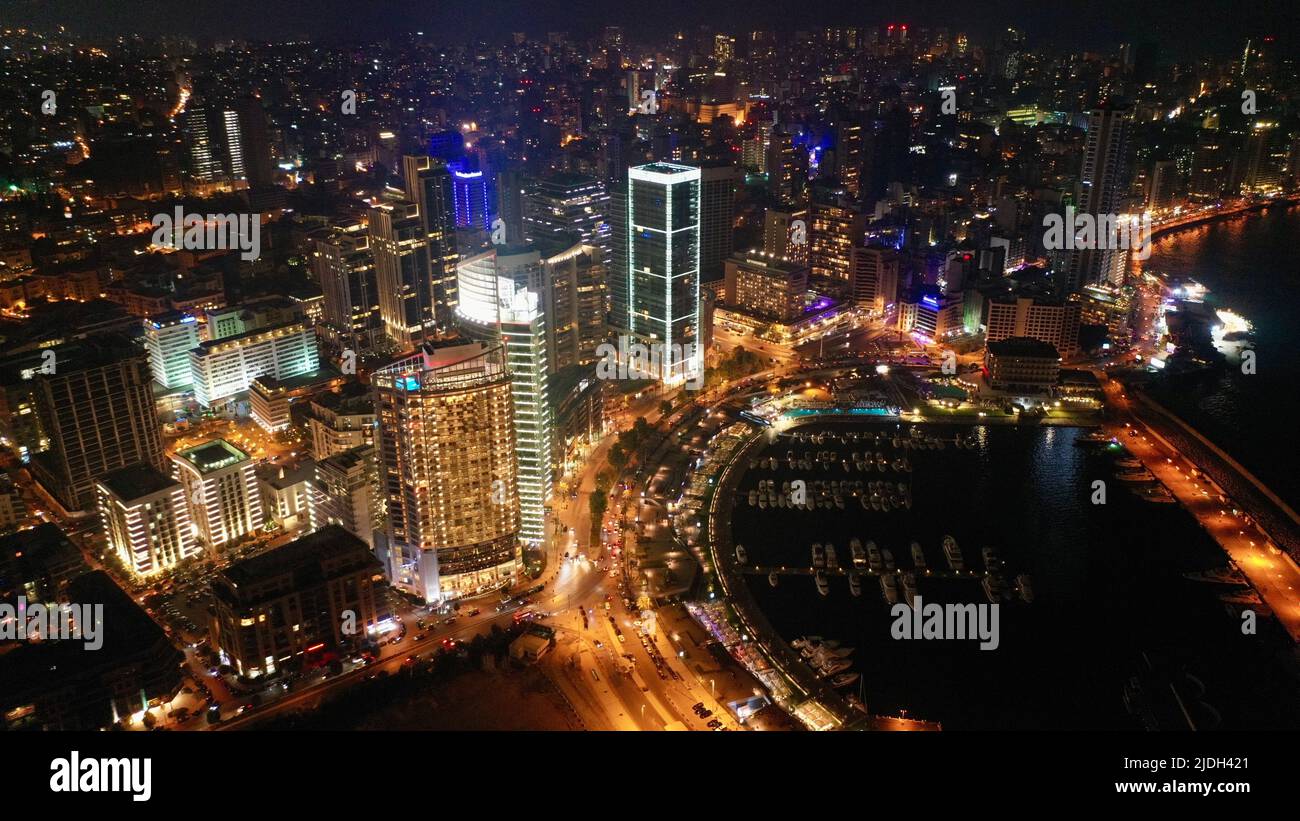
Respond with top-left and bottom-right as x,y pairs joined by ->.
1102,377 -> 1300,643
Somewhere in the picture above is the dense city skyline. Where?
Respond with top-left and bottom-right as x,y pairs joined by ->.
3,0 -> 1299,56
0,2 -> 1297,782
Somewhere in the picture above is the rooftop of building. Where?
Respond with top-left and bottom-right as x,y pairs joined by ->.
145,310 -> 196,328
728,250 -> 809,275
194,318 -> 306,353
318,445 -> 374,473
0,570 -> 180,704
256,460 -> 315,490
250,367 -> 340,395
0,523 -> 84,582
216,524 -> 378,590
174,438 -> 250,474
96,462 -> 180,501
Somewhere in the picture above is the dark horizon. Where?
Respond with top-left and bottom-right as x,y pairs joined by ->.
3,0 -> 1298,57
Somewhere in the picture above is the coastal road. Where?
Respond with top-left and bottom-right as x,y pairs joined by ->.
1101,377 -> 1300,642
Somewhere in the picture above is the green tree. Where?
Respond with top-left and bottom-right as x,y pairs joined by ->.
608,443 -> 628,472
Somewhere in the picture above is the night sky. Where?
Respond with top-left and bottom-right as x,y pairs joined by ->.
1,0 -> 1297,56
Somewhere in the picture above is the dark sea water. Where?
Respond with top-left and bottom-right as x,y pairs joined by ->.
733,422 -> 1300,730
1142,204 -> 1300,511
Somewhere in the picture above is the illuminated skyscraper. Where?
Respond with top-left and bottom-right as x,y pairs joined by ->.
373,342 -> 520,603
311,222 -> 383,355
453,244 -> 554,547
523,172 -> 611,262
29,339 -> 164,512
1066,103 -> 1132,291
698,161 -> 740,282
369,200 -> 435,348
449,160 -> 495,232
143,311 -> 200,390
402,155 -> 460,332
610,162 -> 703,386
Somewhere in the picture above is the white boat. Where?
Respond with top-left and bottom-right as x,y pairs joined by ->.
769,571 -> 779,588
1116,470 -> 1156,484
911,541 -> 926,570
818,658 -> 852,676
867,541 -> 883,572
748,489 -> 757,506
811,543 -> 825,568
850,538 -> 865,567
882,549 -> 896,571
815,570 -> 830,597
826,544 -> 839,570
982,546 -> 1000,570
902,571 -> 919,608
848,571 -> 862,597
943,535 -> 964,571
982,576 -> 999,603
1016,573 -> 1034,603
735,544 -> 748,564
831,672 -> 860,688
880,573 -> 900,604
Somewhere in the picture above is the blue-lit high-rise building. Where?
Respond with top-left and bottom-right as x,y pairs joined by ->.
450,159 -> 496,232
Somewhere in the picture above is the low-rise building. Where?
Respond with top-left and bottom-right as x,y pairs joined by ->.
722,252 -> 809,323
209,525 -> 388,679
0,571 -> 184,730
985,337 -> 1061,396
96,463 -> 199,578
171,439 -> 263,551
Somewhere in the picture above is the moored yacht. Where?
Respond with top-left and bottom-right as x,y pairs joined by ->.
943,535 -> 964,571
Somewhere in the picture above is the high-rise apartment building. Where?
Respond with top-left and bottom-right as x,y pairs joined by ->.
762,206 -> 809,264
610,163 -> 703,386
453,244 -> 554,545
698,162 -> 740,282
373,342 -> 520,603
311,223 -> 383,355
849,244 -> 900,314
809,192 -> 867,283
1066,104 -> 1132,291
370,200 -> 435,349
523,172 -> 612,263
986,295 -> 1082,360
29,339 -> 164,512
402,156 -> 460,332
310,445 -> 384,551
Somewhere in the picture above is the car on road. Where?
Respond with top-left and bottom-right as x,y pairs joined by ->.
413,633 -> 426,642
468,608 -> 480,617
